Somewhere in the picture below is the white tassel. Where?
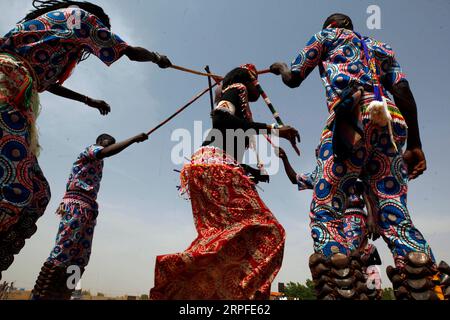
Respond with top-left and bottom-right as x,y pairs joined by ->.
367,97 -> 391,126
367,97 -> 398,153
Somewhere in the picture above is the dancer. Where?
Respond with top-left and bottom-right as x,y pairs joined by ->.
270,13 -> 449,300
0,0 -> 171,278
277,146 -> 383,300
32,132 -> 148,300
150,64 -> 300,300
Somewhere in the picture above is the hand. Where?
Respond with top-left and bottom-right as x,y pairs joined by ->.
367,215 -> 380,241
275,147 -> 288,160
86,98 -> 111,116
155,53 -> 172,69
278,126 -> 300,142
403,147 -> 427,180
276,126 -> 301,155
133,133 -> 149,143
270,62 -> 289,76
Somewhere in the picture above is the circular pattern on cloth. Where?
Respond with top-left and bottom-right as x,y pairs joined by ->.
46,11 -> 67,23
74,23 -> 91,39
339,174 -> 358,196
1,183 -> 31,206
1,140 -> 28,162
45,67 -> 58,82
342,45 -> 356,59
306,48 -> 319,60
0,202 -> 20,231
33,49 -> 51,64
63,239 -> 73,249
319,140 -> 333,161
391,155 -> 408,185
397,225 -> 426,252
332,73 -> 350,90
331,188 -> 346,213
392,122 -> 407,142
323,160 -> 347,185
349,147 -> 366,168
314,179 -> 333,202
0,111 -> 26,134
376,176 -> 402,197
0,156 -> 15,185
23,19 -> 46,31
312,206 -> 336,223
322,242 -> 348,257
16,158 -> 34,191
311,223 -> 331,249
376,132 -> 396,155
366,152 -> 389,182
378,200 -> 407,229
347,61 -> 361,74
98,48 -> 116,64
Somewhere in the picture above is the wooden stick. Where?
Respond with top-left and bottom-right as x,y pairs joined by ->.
257,69 -> 271,75
146,83 -> 218,136
205,65 -> 215,112
170,65 -> 223,80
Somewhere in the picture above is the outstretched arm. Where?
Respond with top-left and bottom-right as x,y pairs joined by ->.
389,80 -> 426,179
276,148 -> 298,184
270,30 -> 331,88
97,133 -> 148,159
124,46 -> 172,68
211,109 -> 300,148
47,84 -> 111,115
270,62 -> 303,88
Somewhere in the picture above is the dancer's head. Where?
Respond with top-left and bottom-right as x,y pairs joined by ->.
323,13 -> 353,30
21,0 -> 111,29
221,64 -> 260,102
96,134 -> 116,147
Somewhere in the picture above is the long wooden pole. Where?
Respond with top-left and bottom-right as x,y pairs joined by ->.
146,83 -> 218,136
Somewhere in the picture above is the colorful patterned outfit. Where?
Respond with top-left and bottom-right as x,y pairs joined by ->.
0,7 -> 127,277
290,28 -> 434,268
0,53 -> 51,278
0,7 -> 128,92
312,94 -> 433,267
48,145 -> 104,268
297,171 -> 373,256
151,72 -> 285,300
150,146 -> 285,300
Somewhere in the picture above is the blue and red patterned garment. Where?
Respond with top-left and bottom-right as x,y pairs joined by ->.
290,28 -> 406,112
0,7 -> 128,92
65,145 -> 104,202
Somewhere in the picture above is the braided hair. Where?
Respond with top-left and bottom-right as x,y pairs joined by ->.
20,1 -> 111,62
323,13 -> 354,30
21,0 -> 111,29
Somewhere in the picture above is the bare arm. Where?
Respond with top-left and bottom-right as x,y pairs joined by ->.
270,62 -> 303,88
97,133 -> 148,160
124,46 -> 172,68
389,80 -> 427,179
47,84 -> 111,115
276,148 -> 298,184
389,81 -> 421,149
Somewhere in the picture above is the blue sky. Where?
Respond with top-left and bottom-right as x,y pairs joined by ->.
2,0 -> 450,296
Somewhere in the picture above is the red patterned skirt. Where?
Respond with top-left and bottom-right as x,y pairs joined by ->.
150,146 -> 285,300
